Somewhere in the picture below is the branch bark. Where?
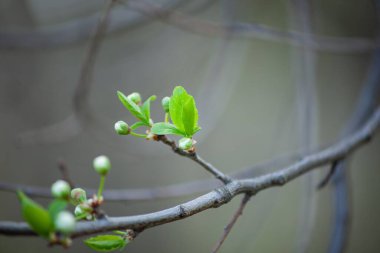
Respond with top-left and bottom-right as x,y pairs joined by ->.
1,107 -> 379,238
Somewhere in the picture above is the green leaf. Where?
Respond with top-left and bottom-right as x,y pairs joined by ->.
182,96 -> 198,136
130,121 -> 148,130
141,95 -> 156,125
48,199 -> 67,221
169,86 -> 199,137
17,191 -> 53,238
151,123 -> 186,136
117,91 -> 147,124
84,235 -> 128,252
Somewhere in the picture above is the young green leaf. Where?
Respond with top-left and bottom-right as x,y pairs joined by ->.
48,199 -> 68,221
84,235 -> 128,252
141,95 -> 157,125
117,91 -> 148,124
182,96 -> 198,136
151,122 -> 186,136
169,86 -> 200,137
17,191 -> 53,238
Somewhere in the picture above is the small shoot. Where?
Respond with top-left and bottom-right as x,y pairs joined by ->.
116,91 -> 158,138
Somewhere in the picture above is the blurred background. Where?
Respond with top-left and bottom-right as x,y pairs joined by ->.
0,0 -> 379,252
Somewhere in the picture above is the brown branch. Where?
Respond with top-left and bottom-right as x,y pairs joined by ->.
1,107 -> 379,238
211,193 -> 251,253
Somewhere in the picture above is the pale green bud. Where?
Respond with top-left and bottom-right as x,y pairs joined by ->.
161,96 -> 170,113
114,121 -> 130,135
51,180 -> 71,199
71,188 -> 87,205
55,211 -> 75,234
74,205 -> 86,217
93,155 -> 111,176
179,138 -> 193,150
128,92 -> 141,104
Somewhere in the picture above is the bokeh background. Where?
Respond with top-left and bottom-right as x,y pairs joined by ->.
0,0 -> 379,252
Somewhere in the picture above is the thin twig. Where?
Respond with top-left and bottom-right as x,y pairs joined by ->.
211,193 -> 251,253
1,107 -> 379,238
157,135 -> 233,184
317,159 -> 340,189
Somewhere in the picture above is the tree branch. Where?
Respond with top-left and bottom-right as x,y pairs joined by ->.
157,135 -> 233,184
211,193 -> 251,253
0,152 -> 298,201
1,107 -> 379,238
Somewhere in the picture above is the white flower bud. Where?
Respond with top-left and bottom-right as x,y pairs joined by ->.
55,211 -> 75,234
93,155 -> 111,176
51,180 -> 71,199
114,121 -> 130,135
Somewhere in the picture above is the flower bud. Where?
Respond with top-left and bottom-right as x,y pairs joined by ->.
114,121 -> 130,135
51,180 -> 71,199
55,211 -> 75,234
161,96 -> 170,113
127,92 -> 141,104
74,205 -> 86,217
93,155 -> 111,176
71,188 -> 87,205
179,137 -> 193,151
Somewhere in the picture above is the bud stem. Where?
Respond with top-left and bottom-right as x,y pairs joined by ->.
130,132 -> 147,138
165,113 -> 169,123
97,175 -> 106,198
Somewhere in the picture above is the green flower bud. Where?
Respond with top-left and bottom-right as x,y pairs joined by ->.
93,155 -> 111,176
161,96 -> 170,113
179,137 -> 193,151
71,188 -> 87,205
114,121 -> 130,135
51,180 -> 71,199
55,211 -> 75,234
74,205 -> 86,217
127,92 -> 141,104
